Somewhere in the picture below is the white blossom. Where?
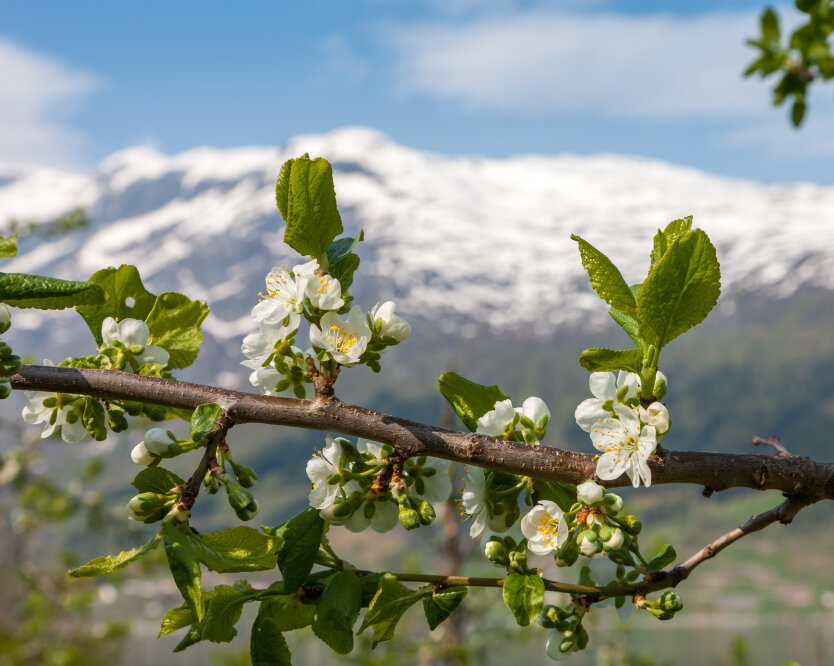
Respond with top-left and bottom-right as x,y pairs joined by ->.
251,260 -> 315,324
344,498 -> 398,533
130,442 -> 154,465
476,399 -> 516,437
101,317 -> 169,368
22,362 -> 86,443
590,404 -> 656,488
309,306 -> 371,364
518,396 -> 550,430
576,480 -> 605,505
306,272 -> 344,311
240,315 -> 300,368
639,401 -> 670,435
575,371 -> 640,432
460,467 -> 508,538
520,500 -> 568,555
306,436 -> 359,523
369,301 -> 411,342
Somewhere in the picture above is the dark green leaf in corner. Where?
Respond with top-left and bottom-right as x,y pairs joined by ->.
578,348 -> 644,373
76,265 -> 156,344
502,572 -> 544,627
438,371 -> 509,433
637,228 -> 720,352
69,533 -> 162,578
145,292 -> 210,369
312,570 -> 362,654
423,586 -> 467,631
571,234 -> 637,317
0,235 -> 17,259
277,156 -> 344,262
0,273 -> 104,310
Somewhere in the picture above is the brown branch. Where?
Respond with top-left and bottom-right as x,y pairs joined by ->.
10,365 -> 834,501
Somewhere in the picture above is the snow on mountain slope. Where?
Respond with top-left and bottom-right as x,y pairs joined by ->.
0,127 -> 832,376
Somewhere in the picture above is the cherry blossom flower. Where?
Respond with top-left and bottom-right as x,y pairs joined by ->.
101,317 -> 169,369
520,500 -> 568,555
590,404 -> 656,488
309,306 -> 371,364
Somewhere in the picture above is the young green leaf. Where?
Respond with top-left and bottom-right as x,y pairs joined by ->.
502,573 -> 544,626
131,466 -> 185,495
81,398 -> 108,441
438,371 -> 509,432
423,586 -> 467,631
189,402 -> 223,443
326,231 -> 364,265
162,521 -> 204,620
188,527 -> 279,573
251,606 -> 292,666
0,273 -> 104,310
329,252 -> 360,292
359,574 -> 425,647
646,544 -> 677,573
145,292 -> 210,369
256,594 -> 316,632
578,348 -> 643,373
275,507 -> 325,592
312,570 -> 362,654
571,234 -> 637,317
637,229 -> 721,352
201,580 -> 258,643
608,306 -> 643,347
69,533 -> 162,578
158,590 -> 217,638
277,156 -> 344,261
0,235 -> 17,259
651,217 -> 693,267
76,265 -> 156,344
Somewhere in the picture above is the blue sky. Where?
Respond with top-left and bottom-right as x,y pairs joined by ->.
2,0 -> 832,183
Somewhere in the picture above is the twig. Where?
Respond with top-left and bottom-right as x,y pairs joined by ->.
9,365 -> 834,501
180,412 -> 233,510
752,435 -> 791,457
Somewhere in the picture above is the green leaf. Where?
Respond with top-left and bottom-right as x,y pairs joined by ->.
438,371 -> 509,432
637,229 -> 721,352
423,586 -> 467,631
646,544 -> 677,573
202,580 -> 258,643
158,590 -> 216,638
532,480 -> 577,513
329,252 -> 360,292
278,156 -> 344,261
69,533 -> 161,578
312,570 -> 362,655
326,231 -> 364,266
571,234 -> 637,317
189,402 -> 223,443
502,573 -> 544,627
0,273 -> 104,310
792,97 -> 806,127
761,7 -> 780,43
81,398 -> 107,441
162,521 -> 204,620
189,527 -> 279,573
608,307 -> 643,347
145,292 -> 210,369
131,466 -> 185,495
0,235 -> 17,259
652,218 -> 694,267
275,507 -> 325,592
578,348 -> 644,373
359,572 -> 383,607
257,594 -> 316,632
251,605 -> 292,666
76,265 -> 156,344
359,574 -> 424,648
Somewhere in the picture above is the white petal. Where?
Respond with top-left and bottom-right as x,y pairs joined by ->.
118,319 -> 150,346
139,345 -> 169,367
520,505 -> 547,541
521,396 -> 549,424
589,372 -> 616,401
371,500 -> 399,532
101,317 -> 119,346
344,506 -> 371,533
419,468 -> 452,503
574,398 -> 607,432
595,452 -> 626,481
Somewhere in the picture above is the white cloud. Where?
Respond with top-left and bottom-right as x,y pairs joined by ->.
388,9 -> 773,118
0,39 -> 99,167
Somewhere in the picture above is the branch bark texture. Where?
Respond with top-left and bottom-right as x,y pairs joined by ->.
10,365 -> 834,501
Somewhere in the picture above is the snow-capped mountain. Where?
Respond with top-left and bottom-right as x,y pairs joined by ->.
1,127 -> 833,384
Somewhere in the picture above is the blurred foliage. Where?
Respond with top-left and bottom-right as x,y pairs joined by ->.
1,207 -> 90,240
745,1 -> 834,126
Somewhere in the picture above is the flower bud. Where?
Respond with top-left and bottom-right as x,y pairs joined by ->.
225,480 -> 255,513
620,514 -> 642,535
0,354 -> 21,377
484,538 -> 509,566
545,630 -> 576,661
0,377 -> 10,400
164,504 -> 191,524
130,442 -> 154,466
235,498 -> 259,521
638,402 -> 670,435
127,492 -> 170,523
653,372 -> 668,400
416,498 -> 435,525
142,428 -> 178,456
370,301 -> 411,342
659,590 -> 683,612
398,502 -> 421,530
554,538 -> 579,567
602,493 -> 623,515
602,527 -> 625,551
576,480 -> 605,506
230,461 -> 259,488
577,530 -> 602,557
0,304 -> 11,334
508,546 -> 528,573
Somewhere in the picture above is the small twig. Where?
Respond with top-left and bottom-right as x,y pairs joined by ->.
752,435 -> 791,457
180,413 -> 233,510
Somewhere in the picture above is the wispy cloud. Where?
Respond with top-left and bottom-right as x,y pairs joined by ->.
388,9 -> 771,119
0,39 -> 99,167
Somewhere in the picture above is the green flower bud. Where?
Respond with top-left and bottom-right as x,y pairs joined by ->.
235,498 -> 259,521
0,342 -> 12,358
225,480 -> 255,512
0,354 -> 21,377
230,461 -> 258,488
0,377 -> 10,400
484,537 -> 510,566
554,538 -> 580,567
398,502 -> 421,530
653,373 -> 668,400
577,530 -> 602,557
602,493 -> 623,515
659,590 -> 683,612
508,545 -> 528,573
620,514 -> 642,535
142,428 -> 178,456
546,630 -> 576,661
602,527 -> 625,551
416,499 -> 435,525
0,304 -> 11,334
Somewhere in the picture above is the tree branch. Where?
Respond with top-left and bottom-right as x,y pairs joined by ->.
10,365 -> 834,501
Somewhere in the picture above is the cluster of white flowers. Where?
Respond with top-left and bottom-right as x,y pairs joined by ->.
306,435 -> 450,533
476,396 -> 550,443
242,255 -> 411,394
100,317 -> 169,371
22,361 -> 86,444
575,371 -> 670,488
